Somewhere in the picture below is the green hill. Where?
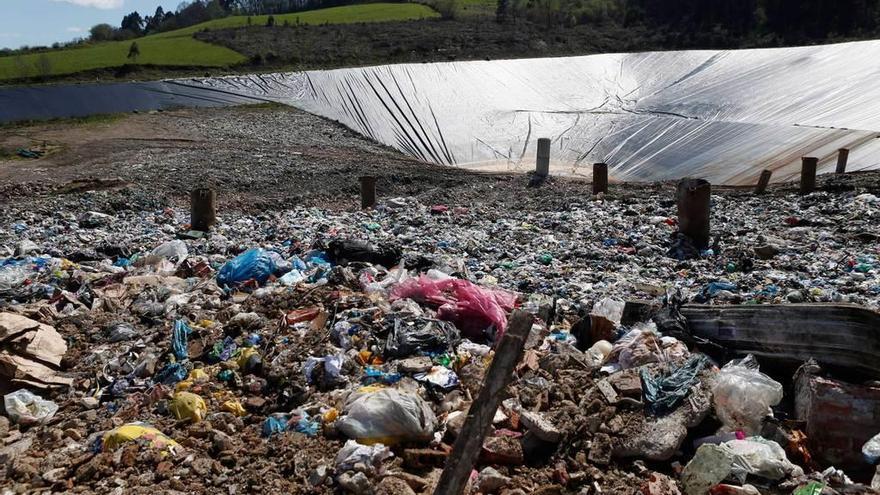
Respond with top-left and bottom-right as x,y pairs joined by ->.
0,3 -> 438,81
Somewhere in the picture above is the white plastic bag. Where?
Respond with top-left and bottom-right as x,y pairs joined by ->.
591,297 -> 625,325
151,240 -> 188,260
712,355 -> 783,434
725,437 -> 803,481
337,388 -> 437,444
4,389 -> 59,425
863,432 -> 880,464
334,439 -> 393,475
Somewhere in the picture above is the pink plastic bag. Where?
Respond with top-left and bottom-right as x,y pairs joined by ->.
390,276 -> 516,340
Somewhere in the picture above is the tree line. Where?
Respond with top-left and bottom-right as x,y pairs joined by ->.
494,0 -> 880,44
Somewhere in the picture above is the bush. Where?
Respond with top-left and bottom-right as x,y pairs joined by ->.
433,0 -> 460,20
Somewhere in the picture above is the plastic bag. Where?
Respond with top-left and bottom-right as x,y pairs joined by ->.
151,240 -> 188,260
712,355 -> 783,434
169,391 -> 207,423
591,298 -> 625,325
101,422 -> 179,455
384,317 -> 460,358
216,248 -> 278,288
863,432 -> 880,464
414,366 -> 460,390
171,319 -> 191,360
392,276 -> 516,339
0,262 -> 30,295
335,439 -> 394,476
641,354 -> 710,415
337,388 -> 437,444
724,437 -> 803,480
3,389 -> 58,425
326,239 -> 402,268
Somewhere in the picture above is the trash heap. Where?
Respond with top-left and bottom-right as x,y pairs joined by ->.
0,178 -> 878,494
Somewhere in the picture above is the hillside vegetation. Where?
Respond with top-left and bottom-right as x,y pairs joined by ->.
0,3 -> 437,82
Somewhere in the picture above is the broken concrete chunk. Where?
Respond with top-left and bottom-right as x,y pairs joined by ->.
587,432 -> 613,465
477,467 -> 511,494
519,410 -> 562,443
607,369 -> 643,399
481,436 -> 524,465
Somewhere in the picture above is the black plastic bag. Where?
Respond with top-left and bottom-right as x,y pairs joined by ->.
384,317 -> 461,359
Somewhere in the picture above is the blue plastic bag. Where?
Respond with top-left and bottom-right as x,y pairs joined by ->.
154,363 -> 188,385
216,248 -> 278,288
262,414 -> 289,437
171,320 -> 191,360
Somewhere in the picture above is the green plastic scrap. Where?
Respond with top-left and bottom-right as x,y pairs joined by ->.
793,482 -> 824,495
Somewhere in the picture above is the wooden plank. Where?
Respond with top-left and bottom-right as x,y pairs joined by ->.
433,310 -> 533,495
682,303 -> 880,378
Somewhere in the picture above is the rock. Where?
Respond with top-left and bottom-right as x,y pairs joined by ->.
376,476 -> 417,495
79,211 -> 114,228
641,472 -> 681,495
477,467 -> 511,493
64,428 -> 83,441
614,384 -> 711,461
754,244 -> 779,260
607,370 -> 643,399
0,416 -> 8,438
588,433 -> 613,465
398,356 -> 433,374
309,465 -> 330,486
15,239 -> 39,256
81,397 -> 100,409
389,472 -> 428,492
338,471 -> 372,495
481,436 -> 525,465
0,437 -> 33,465
444,411 -> 466,440
42,467 -> 68,484
786,290 -> 804,303
681,444 -> 737,495
519,410 -> 563,443
402,448 -> 449,469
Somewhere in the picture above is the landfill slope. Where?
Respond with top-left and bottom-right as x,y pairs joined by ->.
1,105 -> 879,494
184,40 -> 880,185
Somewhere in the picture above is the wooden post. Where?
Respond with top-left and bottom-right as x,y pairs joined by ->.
434,310 -> 534,495
190,188 -> 216,232
755,169 -> 772,195
836,148 -> 849,174
593,162 -> 608,195
359,176 -> 377,209
535,138 -> 550,177
800,157 -> 818,195
677,178 -> 711,250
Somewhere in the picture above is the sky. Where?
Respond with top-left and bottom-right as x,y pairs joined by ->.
1,0 -> 181,50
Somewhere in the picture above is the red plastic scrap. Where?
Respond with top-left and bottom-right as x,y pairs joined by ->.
283,307 -> 322,326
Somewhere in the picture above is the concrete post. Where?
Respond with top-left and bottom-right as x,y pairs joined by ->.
836,148 -> 849,174
190,188 -> 216,232
801,157 -> 818,195
360,176 -> 377,209
593,162 -> 608,195
677,178 -> 711,249
535,138 -> 550,177
755,169 -> 773,195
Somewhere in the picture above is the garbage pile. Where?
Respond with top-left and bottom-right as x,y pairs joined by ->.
0,178 -> 878,494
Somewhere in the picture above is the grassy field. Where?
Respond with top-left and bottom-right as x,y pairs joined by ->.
154,3 -> 438,37
0,3 -> 437,82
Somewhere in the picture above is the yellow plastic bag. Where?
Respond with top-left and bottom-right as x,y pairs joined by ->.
221,400 -> 247,417
102,422 -> 179,455
236,347 -> 260,369
188,369 -> 209,382
170,391 -> 207,423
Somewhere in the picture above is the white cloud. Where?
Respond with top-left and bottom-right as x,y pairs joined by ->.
0,33 -> 21,38
66,27 -> 84,33
51,0 -> 124,9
